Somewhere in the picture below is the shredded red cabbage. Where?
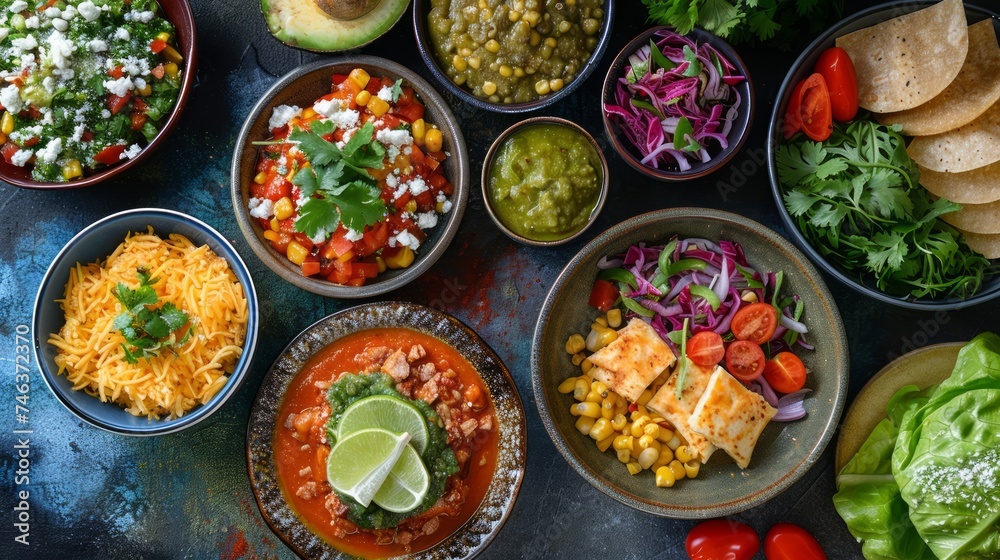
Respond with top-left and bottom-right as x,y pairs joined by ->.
605,29 -> 746,171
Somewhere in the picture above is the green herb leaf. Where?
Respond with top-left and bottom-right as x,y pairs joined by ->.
673,117 -> 696,151
681,45 -> 703,77
632,98 -> 665,120
649,39 -> 675,72
295,197 -> 341,240
111,270 -> 191,364
390,79 -> 404,103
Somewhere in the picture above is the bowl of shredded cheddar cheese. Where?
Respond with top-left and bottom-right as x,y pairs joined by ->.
33,208 -> 259,436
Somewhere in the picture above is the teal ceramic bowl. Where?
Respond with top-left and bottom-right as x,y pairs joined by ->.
32,208 -> 259,436
532,208 -> 849,517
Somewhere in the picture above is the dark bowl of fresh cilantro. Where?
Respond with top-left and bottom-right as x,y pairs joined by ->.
0,0 -> 197,190
231,56 -> 469,298
766,1 -> 1000,310
32,208 -> 259,436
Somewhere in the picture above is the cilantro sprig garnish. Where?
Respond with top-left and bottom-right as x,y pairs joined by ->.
112,268 -> 192,364
776,119 -> 993,299
289,120 -> 388,239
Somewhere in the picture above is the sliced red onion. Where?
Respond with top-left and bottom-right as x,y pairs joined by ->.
597,256 -> 623,269
773,389 -> 810,422
780,313 -> 809,334
712,257 -> 729,303
754,375 -> 780,407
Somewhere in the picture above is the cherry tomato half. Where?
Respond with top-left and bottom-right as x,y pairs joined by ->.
687,331 -> 725,367
798,73 -> 833,141
782,80 -> 805,139
814,47 -> 859,122
731,303 -> 779,344
686,519 -> 760,560
763,352 -> 807,394
764,523 -> 826,560
725,340 -> 766,381
588,279 -> 618,312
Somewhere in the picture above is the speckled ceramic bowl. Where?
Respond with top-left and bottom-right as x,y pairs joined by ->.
32,208 -> 259,436
231,56 -> 469,299
532,208 -> 849,518
1,0 -> 197,190
413,0 -> 616,113
601,26 -> 753,181
481,116 -> 609,247
246,301 -> 526,559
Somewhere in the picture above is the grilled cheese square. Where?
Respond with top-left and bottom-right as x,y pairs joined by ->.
587,319 -> 675,402
689,367 -> 777,469
646,362 -> 717,463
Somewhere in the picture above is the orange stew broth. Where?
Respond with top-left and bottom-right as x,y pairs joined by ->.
274,328 -> 499,558
251,73 -> 454,287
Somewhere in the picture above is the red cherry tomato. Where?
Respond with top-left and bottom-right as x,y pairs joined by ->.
687,331 -> 725,367
763,352 -> 807,394
725,340 -> 766,381
93,144 -> 127,165
764,523 -> 826,560
782,80 -> 805,139
588,279 -> 618,312
814,47 -> 859,122
731,303 -> 779,344
798,73 -> 833,141
686,519 -> 760,560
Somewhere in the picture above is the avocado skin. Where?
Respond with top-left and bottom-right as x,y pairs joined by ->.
261,0 -> 410,52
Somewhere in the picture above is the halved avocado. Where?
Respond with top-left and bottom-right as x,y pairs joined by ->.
261,0 -> 410,52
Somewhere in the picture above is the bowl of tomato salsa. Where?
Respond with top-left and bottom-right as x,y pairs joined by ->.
246,301 -> 526,559
231,56 -> 470,298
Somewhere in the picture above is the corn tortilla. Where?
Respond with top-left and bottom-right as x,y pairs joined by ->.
836,0 -> 968,113
877,20 -> 1000,136
907,100 -> 1000,173
957,229 -> 1000,259
920,161 -> 1000,204
939,199 -> 1000,234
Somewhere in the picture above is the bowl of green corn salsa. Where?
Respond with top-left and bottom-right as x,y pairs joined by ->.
482,116 -> 608,245
414,0 -> 614,113
0,0 -> 195,189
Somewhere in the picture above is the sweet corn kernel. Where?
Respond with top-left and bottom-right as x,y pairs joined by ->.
452,54 -> 468,72
355,90 -> 372,106
630,417 -> 650,438
574,402 -> 601,418
575,415 -> 595,436
616,448 -> 631,463
601,404 -> 614,420
508,10 -> 521,22
550,78 -> 564,92
481,81 -> 497,96
136,82 -> 152,96
565,333 -> 585,354
301,107 -> 316,119
591,381 -> 609,397
643,423 -> 660,440
606,308 -> 622,328
557,377 -> 578,394
596,434 -> 615,452
626,461 -> 642,475
571,352 -> 586,366
253,171 -> 267,184
367,96 -> 390,117
637,447 -> 659,470
638,435 -> 659,451
263,230 -> 281,242
468,57 -> 482,70
655,466 -> 676,488
657,427 -> 675,444
667,435 -> 682,450
684,461 -> 700,479
612,435 -> 631,451
0,132 -> 6,144
376,256 -> 387,273
573,378 -> 589,401
160,45 -> 183,63
589,418 -> 613,441
164,62 -> 179,78
348,68 -> 370,90
404,199 -> 418,214
499,64 -> 514,77
637,389 -> 653,406
669,460 -> 686,480
529,30 -> 541,46
411,119 -> 426,145
654,447 -> 674,467
155,31 -> 171,43
610,414 -> 627,431
485,39 -> 501,53
514,67 -> 525,77
1,112 -> 13,134
425,128 -> 443,153
675,445 -> 696,463
384,246 -> 414,268
286,241 -> 309,266
270,217 -> 279,232
61,159 -> 83,180
594,316 -> 608,327
523,10 -> 540,26
273,197 -> 294,220
544,37 -> 557,48
580,358 -> 594,375
585,391 -> 602,404
535,79 -> 551,95
741,290 -> 759,303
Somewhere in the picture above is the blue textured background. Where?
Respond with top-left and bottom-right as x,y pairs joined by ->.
2,1 -> 998,558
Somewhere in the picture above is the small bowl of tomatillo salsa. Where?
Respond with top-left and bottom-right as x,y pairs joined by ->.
601,26 -> 753,181
482,116 -> 608,246
413,0 -> 616,113
231,56 -> 470,298
0,0 -> 196,189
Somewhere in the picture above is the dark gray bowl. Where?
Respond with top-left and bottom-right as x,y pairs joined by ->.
231,56 -> 469,298
602,26 -> 754,181
413,0 -> 615,113
32,208 -> 259,436
766,1 -> 1000,310
532,208 -> 849,518
246,301 -> 526,559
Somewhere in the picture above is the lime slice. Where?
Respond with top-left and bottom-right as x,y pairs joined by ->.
373,440 -> 431,513
326,428 -> 412,508
336,395 -> 430,455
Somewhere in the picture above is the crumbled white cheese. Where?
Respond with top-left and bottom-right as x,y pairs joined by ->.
47,30 -> 76,70
11,149 -> 32,167
120,144 -> 141,160
36,137 -> 61,164
77,1 -> 101,22
344,228 -> 364,242
24,15 -> 38,28
51,18 -> 68,32
130,10 -> 155,23
416,212 -> 438,230
441,200 -> 453,213
407,177 -> 429,196
103,76 -> 133,96
11,34 -> 38,53
43,7 -> 61,18
248,197 -> 275,219
100,108 -> 111,119
341,128 -> 355,144
377,86 -> 393,102
0,29 -> 8,42
385,174 -> 398,189
71,123 -> 86,143
42,76 -> 56,93
268,104 -> 301,130
393,230 -> 421,250
313,99 -> 359,128
375,128 -> 412,149
8,1 -> 27,13
133,77 -> 146,90
87,39 -> 108,52
115,27 -> 130,41
39,107 -> 53,125
61,5 -> 76,20
0,85 -> 23,114
120,56 -> 150,76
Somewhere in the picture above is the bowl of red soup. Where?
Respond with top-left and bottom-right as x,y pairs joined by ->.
247,301 -> 526,559
231,56 -> 469,298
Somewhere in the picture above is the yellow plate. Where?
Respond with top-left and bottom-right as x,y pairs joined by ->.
834,342 -> 964,472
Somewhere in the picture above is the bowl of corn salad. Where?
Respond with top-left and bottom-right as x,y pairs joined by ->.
231,56 -> 469,298
531,208 -> 849,518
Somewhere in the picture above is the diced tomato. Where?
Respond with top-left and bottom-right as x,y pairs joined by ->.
396,86 -> 416,106
27,106 -> 42,119
268,232 -> 292,254
81,130 -> 95,142
365,78 -> 382,95
409,144 -> 425,166
321,227 -> 354,259
391,102 -> 424,123
107,66 -> 125,79
725,340 -> 766,381
1,142 -> 20,164
352,262 -> 380,279
151,65 -> 165,80
327,268 -> 352,284
355,222 -> 389,257
106,93 -> 132,115
331,73 -> 349,85
393,191 -> 412,211
38,0 -> 59,11
132,97 -> 149,113
260,172 -> 291,201
763,352 -> 808,394
415,191 -> 435,211
345,278 -> 366,287
149,39 -> 167,54
588,279 -> 618,312
687,331 -> 725,367
374,114 -> 401,130
292,233 -> 315,252
93,144 -> 127,165
301,259 -> 321,277
130,112 -> 147,131
278,218 -> 296,233
21,136 -> 39,148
